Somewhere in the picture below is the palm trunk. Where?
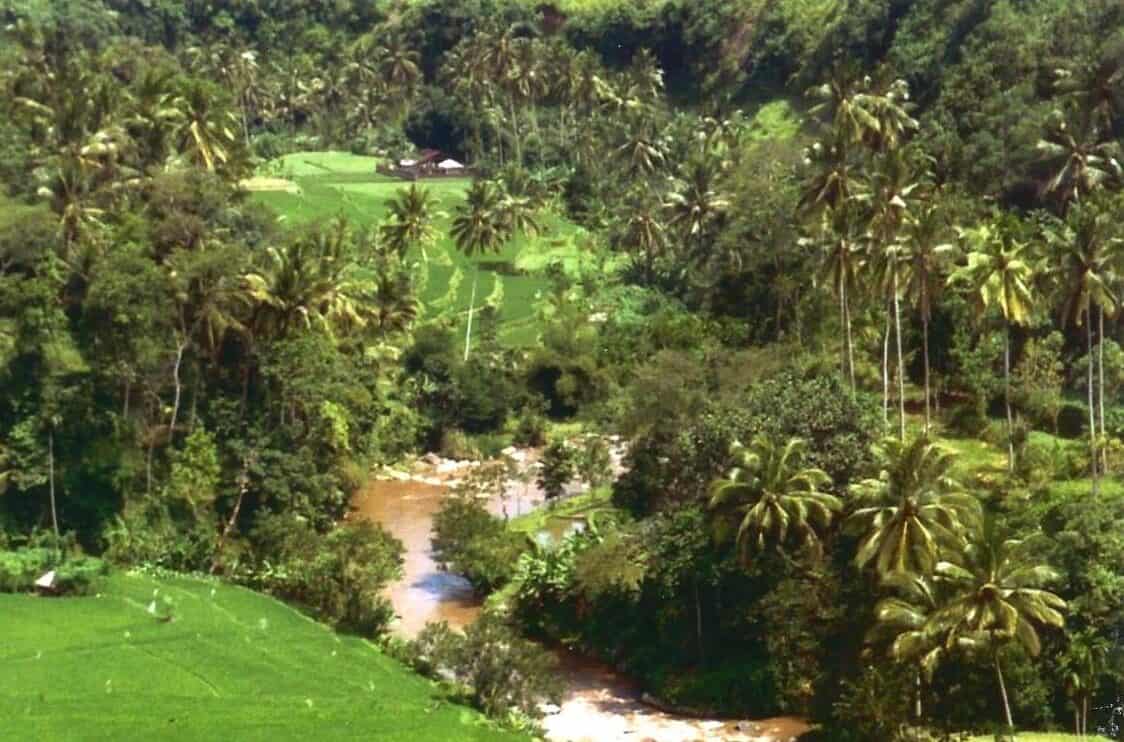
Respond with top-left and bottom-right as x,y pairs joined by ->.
1099,306 -> 1107,475
211,456 -> 250,574
845,286 -> 856,398
995,653 -> 1016,738
883,311 -> 891,426
1005,325 -> 1015,473
839,289 -> 848,384
923,311 -> 931,433
894,270 -> 906,441
463,269 -> 479,362
48,428 -> 59,542
694,580 -> 704,664
1088,317 -> 1099,493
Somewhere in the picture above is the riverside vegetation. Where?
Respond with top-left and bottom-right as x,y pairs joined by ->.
1,0 -> 1124,740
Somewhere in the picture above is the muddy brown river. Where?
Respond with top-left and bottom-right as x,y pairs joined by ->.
353,477 -> 809,742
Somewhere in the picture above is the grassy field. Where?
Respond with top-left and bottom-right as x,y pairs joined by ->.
249,151 -> 603,348
0,571 -> 526,741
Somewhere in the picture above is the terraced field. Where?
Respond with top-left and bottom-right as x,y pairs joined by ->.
0,571 -> 526,741
249,151 -> 607,348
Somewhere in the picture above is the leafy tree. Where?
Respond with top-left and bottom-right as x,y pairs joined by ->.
538,438 -> 577,502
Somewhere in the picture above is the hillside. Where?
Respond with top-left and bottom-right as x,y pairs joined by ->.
0,572 -> 525,741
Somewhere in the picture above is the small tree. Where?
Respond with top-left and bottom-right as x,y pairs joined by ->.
577,436 -> 613,490
538,439 -> 576,501
1013,332 -> 1066,434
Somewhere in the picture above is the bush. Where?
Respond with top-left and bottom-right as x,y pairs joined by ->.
512,407 -> 547,448
245,515 -> 404,637
431,495 -> 528,593
0,549 -> 107,596
439,429 -> 480,461
1057,401 -> 1089,439
406,615 -> 563,721
102,501 -> 218,572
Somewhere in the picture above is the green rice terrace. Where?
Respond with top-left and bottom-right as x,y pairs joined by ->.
0,571 -> 525,742
247,151 -> 609,348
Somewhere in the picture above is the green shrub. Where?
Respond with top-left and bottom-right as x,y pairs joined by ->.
0,550 -> 107,595
1057,401 -> 1089,439
0,548 -> 54,592
245,515 -> 404,637
440,429 -> 481,461
407,615 -> 563,721
512,408 -> 547,448
432,495 -> 529,594
54,556 -> 108,595
538,438 -> 578,501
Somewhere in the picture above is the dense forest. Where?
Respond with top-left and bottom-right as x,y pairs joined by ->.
2,0 -> 1124,740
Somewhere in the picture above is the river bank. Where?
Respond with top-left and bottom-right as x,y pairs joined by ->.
352,453 -> 810,742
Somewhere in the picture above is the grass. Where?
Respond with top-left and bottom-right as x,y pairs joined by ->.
250,151 -> 596,348
508,486 -> 616,537
0,571 -> 526,741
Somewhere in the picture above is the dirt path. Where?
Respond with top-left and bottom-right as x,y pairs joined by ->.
354,466 -> 810,742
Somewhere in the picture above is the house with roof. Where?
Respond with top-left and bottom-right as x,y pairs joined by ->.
379,149 -> 471,180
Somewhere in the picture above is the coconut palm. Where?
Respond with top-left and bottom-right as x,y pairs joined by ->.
849,435 -> 982,578
925,529 -> 1067,737
382,184 -> 440,262
451,180 -> 512,361
798,137 -> 855,218
869,573 -> 942,727
810,205 -> 865,396
901,200 -> 958,432
1037,110 -> 1122,209
1046,199 -> 1122,484
621,192 -> 669,284
1062,629 -> 1110,739
708,435 -> 840,564
172,79 -> 238,173
949,220 -> 1036,472
665,156 -> 731,268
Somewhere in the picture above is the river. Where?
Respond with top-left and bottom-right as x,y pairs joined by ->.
353,475 -> 810,742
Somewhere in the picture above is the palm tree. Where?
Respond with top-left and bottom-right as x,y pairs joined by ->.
1063,629 -> 1110,739
665,156 -> 731,270
849,435 -> 982,578
902,201 -> 958,432
1047,199 -> 1121,484
810,205 -> 865,396
451,180 -> 511,361
925,529 -> 1067,737
370,264 -> 419,337
172,79 -> 238,173
621,192 -> 668,284
708,436 -> 840,564
950,220 -> 1036,473
869,573 -> 942,728
382,184 -> 440,262
863,152 -> 924,440
1037,110 -> 1122,209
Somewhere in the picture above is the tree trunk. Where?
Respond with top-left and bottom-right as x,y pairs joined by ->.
48,428 -> 59,542
915,668 -> 923,724
845,286 -> 856,398
995,653 -> 1016,738
1088,317 -> 1099,493
1099,305 -> 1108,475
883,312 -> 891,427
923,311 -> 931,433
1005,326 -> 1015,473
463,269 -> 479,362
211,455 -> 250,575
169,340 -> 187,443
694,580 -> 704,665
894,270 -> 906,441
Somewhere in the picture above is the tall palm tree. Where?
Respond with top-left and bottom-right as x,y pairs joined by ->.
869,573 -> 942,727
622,192 -> 668,284
902,200 -> 958,432
172,79 -> 238,173
382,184 -> 440,262
810,205 -> 865,396
1063,629 -> 1110,739
451,180 -> 511,361
1037,110 -> 1122,209
665,156 -> 731,270
950,220 -> 1036,473
849,435 -> 982,577
1047,199 -> 1121,484
925,529 -> 1067,737
708,436 -> 840,564
862,152 -> 921,440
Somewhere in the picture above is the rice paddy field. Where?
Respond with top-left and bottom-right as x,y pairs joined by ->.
0,571 -> 526,741
248,151 -> 608,348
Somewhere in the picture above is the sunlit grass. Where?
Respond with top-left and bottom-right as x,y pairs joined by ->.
0,571 -> 526,741
251,151 -> 596,349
